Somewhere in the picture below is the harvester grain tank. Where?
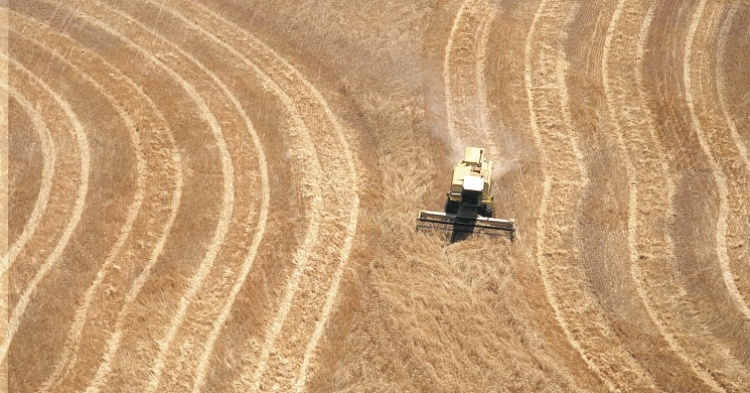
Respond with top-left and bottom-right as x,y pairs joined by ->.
417,147 -> 515,238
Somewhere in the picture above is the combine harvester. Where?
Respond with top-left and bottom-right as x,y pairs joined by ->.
417,147 -> 515,240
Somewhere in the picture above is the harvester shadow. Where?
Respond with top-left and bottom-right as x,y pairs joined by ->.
449,225 -> 474,243
449,206 -> 478,243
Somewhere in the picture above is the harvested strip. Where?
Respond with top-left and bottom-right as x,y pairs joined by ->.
603,0 -> 724,390
119,1 -> 318,392
80,2 -> 269,392
525,0 -> 657,390
49,2 -> 236,391
632,2 -> 747,388
4,89 -> 56,273
4,13 -> 183,393
0,56 -> 90,366
641,0 -> 750,377
170,2 -> 360,390
684,0 -> 750,324
715,5 -> 750,322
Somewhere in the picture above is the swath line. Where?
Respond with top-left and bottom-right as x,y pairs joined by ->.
634,3 -> 746,387
0,55 -> 90,365
83,149 -> 183,393
14,28 -> 146,392
48,4 -> 231,392
141,2 -> 357,389
92,2 -> 268,391
684,0 -> 750,322
77,6 -> 238,392
11,14 -> 180,392
521,1 -> 608,390
181,2 -> 360,389
522,0 -> 657,390
3,89 -> 56,270
249,204 -> 322,391
27,47 -> 143,393
601,1 -> 724,390
122,4 -> 277,392
120,0 -> 326,388
716,6 -> 750,175
131,1 -> 319,391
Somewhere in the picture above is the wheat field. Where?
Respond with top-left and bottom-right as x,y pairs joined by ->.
3,0 -> 750,392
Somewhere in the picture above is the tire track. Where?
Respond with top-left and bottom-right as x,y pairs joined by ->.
602,1 -> 724,390
0,55 -> 90,365
684,0 -> 750,324
4,13 -> 183,393
3,89 -> 56,273
177,2 -> 360,390
45,2 -> 236,391
524,1 -> 657,391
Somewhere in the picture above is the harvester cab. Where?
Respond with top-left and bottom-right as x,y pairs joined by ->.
417,147 -> 515,240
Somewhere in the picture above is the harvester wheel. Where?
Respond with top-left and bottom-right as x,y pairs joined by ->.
479,203 -> 493,217
445,198 -> 459,214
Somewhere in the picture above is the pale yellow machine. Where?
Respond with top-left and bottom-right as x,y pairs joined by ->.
417,147 -> 515,238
